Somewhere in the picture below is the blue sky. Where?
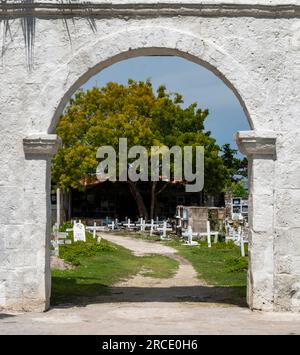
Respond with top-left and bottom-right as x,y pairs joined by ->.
82,56 -> 249,154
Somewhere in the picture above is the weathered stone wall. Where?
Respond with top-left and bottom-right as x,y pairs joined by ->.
0,1 -> 299,312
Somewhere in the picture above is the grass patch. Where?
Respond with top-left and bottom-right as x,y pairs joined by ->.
164,239 -> 247,300
59,239 -> 116,266
225,256 -> 248,273
113,232 -> 247,299
51,235 -> 179,305
106,231 -> 247,294
138,255 -> 178,278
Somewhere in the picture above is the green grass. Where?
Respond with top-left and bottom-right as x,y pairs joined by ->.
138,255 -> 179,278
51,224 -> 247,305
51,239 -> 179,305
164,239 -> 247,300
111,231 -> 247,288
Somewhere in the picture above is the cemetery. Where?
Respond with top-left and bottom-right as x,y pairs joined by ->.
50,218 -> 248,307
1,0 -> 300,336
49,191 -> 251,306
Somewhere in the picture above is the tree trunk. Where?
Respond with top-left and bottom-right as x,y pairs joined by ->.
150,182 -> 157,220
61,189 -> 72,221
150,182 -> 169,220
128,181 -> 149,220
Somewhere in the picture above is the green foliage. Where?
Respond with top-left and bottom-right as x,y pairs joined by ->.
165,238 -> 247,289
221,143 -> 248,183
231,180 -> 248,198
59,239 -> 116,266
51,239 -> 179,305
139,255 -> 179,279
225,256 -> 248,273
211,241 -> 236,250
52,80 -> 230,197
208,210 -> 219,231
55,222 -> 116,266
58,221 -> 73,232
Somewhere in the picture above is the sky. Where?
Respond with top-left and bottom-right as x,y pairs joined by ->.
81,56 -> 250,154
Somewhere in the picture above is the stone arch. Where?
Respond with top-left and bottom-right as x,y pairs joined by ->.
35,26 -> 259,133
26,25 -> 278,313
1,20 -> 283,313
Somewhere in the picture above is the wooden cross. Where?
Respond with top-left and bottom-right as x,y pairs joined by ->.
143,219 -> 156,236
182,226 -> 198,246
197,221 -> 219,248
135,218 -> 146,232
157,221 -> 172,240
108,221 -> 115,231
123,218 -> 135,229
86,222 -> 105,238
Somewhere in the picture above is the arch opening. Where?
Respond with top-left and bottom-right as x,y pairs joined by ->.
48,47 -> 254,134
50,52 -> 252,309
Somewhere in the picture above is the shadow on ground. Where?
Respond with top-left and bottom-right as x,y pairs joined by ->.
0,313 -> 16,320
51,276 -> 247,309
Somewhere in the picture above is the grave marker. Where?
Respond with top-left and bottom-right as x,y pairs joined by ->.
207,220 -> 212,248
108,221 -> 115,231
183,226 -> 198,246
86,222 -> 106,238
136,218 -> 146,232
73,222 -> 86,242
149,219 -> 154,236
157,221 -> 172,240
123,218 -> 135,230
52,223 -> 59,256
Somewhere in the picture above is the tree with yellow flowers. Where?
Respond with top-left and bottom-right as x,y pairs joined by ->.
52,80 -> 230,219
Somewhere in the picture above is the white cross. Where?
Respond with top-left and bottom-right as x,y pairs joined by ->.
123,218 -> 135,229
157,221 -> 172,240
92,221 -> 97,238
175,214 -> 182,228
197,221 -> 220,248
86,222 -> 105,238
238,227 -> 249,257
52,223 -> 59,256
143,219 -> 156,236
149,219 -> 154,235
135,218 -> 146,232
108,221 -> 115,231
206,220 -> 212,248
182,226 -> 198,246
225,221 -> 237,243
240,228 -> 245,257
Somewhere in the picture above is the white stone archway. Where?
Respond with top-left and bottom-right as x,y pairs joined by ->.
0,1 -> 299,312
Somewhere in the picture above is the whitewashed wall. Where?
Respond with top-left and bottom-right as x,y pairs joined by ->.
0,1 -> 300,312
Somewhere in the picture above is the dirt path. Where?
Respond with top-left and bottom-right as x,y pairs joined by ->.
101,233 -> 206,289
1,232 -> 300,334
95,233 -> 239,305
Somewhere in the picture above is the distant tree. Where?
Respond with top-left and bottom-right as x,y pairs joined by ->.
231,180 -> 248,198
52,80 -> 230,219
221,143 -> 248,182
